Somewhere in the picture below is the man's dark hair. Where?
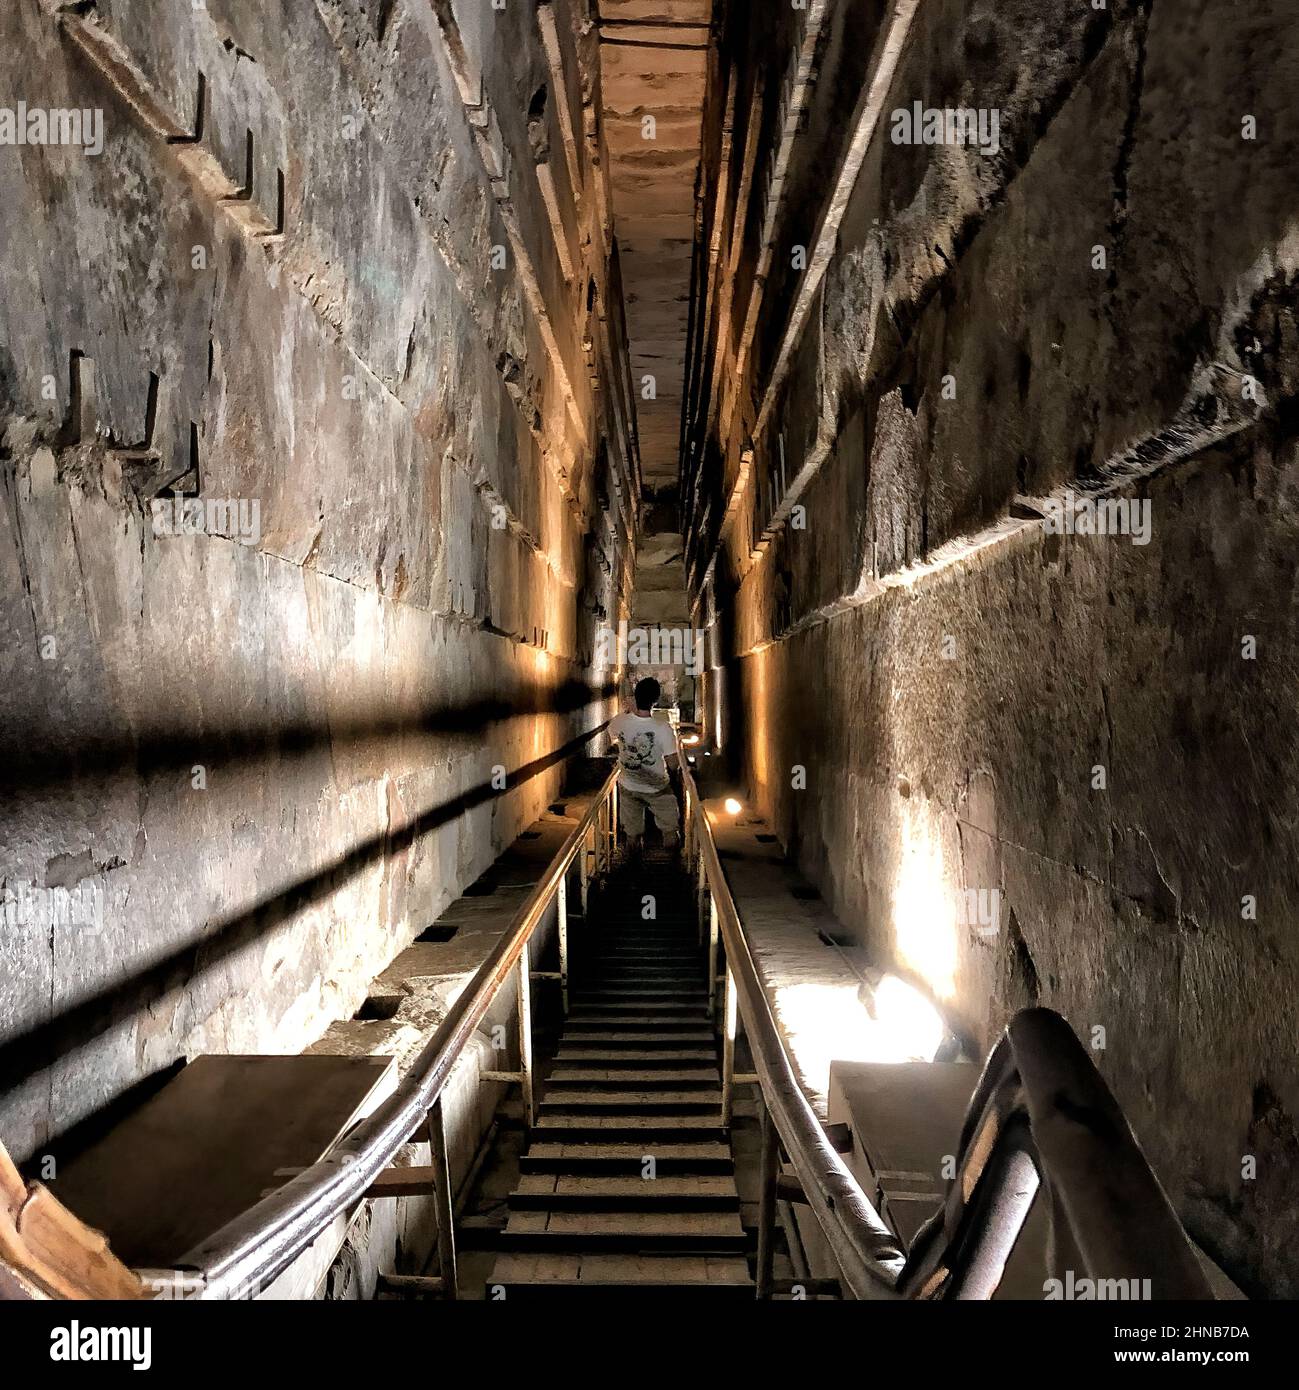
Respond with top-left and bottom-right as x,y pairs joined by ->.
634,677 -> 661,711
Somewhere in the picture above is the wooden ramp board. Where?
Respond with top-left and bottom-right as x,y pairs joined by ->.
827,1059 -> 1050,1299
827,1059 -> 1245,1301
48,1054 -> 396,1270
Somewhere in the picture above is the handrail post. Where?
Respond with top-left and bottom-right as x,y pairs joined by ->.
706,895 -> 719,1018
427,1098 -> 458,1300
609,783 -> 619,863
755,1102 -> 779,1299
517,954 -> 535,1129
557,871 -> 569,1015
696,858 -> 707,946
721,965 -> 736,1127
579,826 -> 590,915
175,760 -> 621,1300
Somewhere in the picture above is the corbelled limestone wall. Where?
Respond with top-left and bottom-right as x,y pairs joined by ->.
0,0 -> 636,1167
683,0 -> 1299,1296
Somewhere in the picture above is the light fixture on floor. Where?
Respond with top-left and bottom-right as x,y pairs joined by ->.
723,797 -> 742,816
864,974 -> 947,1063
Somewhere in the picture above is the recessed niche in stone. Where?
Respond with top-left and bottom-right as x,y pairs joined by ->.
353,995 -> 402,1022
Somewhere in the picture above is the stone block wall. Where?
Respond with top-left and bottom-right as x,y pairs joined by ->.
0,0 -> 636,1170
683,0 -> 1299,1296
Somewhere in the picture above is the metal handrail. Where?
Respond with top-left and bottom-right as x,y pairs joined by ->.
680,764 -> 1214,1301
680,766 -> 907,1297
179,762 -> 620,1299
159,750 -> 1211,1301
897,1007 -> 1213,1300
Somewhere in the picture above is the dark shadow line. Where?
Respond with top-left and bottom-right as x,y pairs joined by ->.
0,679 -> 614,796
0,724 -> 607,1094
31,1060 -> 186,1177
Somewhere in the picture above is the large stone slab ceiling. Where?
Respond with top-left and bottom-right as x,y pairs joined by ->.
599,0 -> 711,486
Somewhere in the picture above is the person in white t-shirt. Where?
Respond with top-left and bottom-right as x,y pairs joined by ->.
608,677 -> 681,858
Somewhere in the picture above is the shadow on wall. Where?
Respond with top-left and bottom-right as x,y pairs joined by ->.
0,705 -> 610,1101
0,679 -> 610,795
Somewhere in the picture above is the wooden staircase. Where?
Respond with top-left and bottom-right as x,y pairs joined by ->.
486,856 -> 753,1298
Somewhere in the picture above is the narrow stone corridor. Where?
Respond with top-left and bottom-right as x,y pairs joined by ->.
1,0 -> 1297,1351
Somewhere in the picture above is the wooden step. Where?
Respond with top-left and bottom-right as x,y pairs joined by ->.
563,1016 -> 711,1029
520,1141 -> 733,1175
509,1173 -> 739,1212
541,1092 -> 722,1115
500,1208 -> 747,1252
486,1252 -> 753,1298
591,949 -> 702,959
578,992 -> 705,1001
545,1081 -> 720,1097
583,983 -> 704,994
532,1116 -> 728,1142
558,1028 -> 716,1039
569,1003 -> 711,1016
596,936 -> 697,946
548,1068 -> 719,1087
568,1003 -> 711,1016
571,974 -> 702,985
584,976 -> 702,984
573,989 -> 708,1001
580,972 -> 705,984
593,939 -> 699,947
572,992 -> 708,1003
478,860 -> 749,1287
553,1049 -> 717,1065
593,945 -> 697,954
594,945 -> 705,956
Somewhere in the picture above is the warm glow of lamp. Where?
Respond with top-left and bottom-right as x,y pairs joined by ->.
723,797 -> 742,816
868,974 -> 946,1062
681,734 -> 701,747
774,976 -> 946,1096
891,808 -> 958,1000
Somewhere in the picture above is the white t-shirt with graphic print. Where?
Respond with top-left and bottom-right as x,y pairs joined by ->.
608,714 -> 678,795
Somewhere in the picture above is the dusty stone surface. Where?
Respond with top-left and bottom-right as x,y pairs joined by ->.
0,1 -> 635,1166
683,0 -> 1299,1296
